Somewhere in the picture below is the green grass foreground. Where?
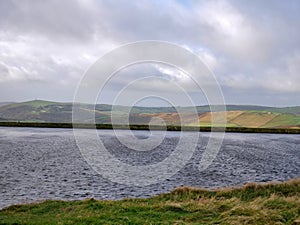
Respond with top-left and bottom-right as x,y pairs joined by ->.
1,179 -> 300,224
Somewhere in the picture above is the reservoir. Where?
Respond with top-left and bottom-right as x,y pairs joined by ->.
0,127 -> 299,209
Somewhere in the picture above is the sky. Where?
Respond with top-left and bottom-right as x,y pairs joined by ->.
0,0 -> 300,106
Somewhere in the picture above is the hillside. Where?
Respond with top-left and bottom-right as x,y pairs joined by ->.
0,100 -> 300,129
0,102 -> 15,107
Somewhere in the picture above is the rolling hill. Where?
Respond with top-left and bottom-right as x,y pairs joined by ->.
0,100 -> 300,129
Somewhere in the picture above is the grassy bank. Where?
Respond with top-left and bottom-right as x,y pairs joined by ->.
1,179 -> 300,224
0,121 -> 300,134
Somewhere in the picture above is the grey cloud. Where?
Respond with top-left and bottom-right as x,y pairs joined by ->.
0,0 -> 97,43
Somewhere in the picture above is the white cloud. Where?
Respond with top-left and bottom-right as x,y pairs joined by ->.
195,0 -> 270,61
154,65 -> 190,82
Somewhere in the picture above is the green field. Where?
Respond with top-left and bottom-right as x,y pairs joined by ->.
262,114 -> 300,128
0,179 -> 299,224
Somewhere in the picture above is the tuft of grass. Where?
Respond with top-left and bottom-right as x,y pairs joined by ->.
0,179 -> 300,224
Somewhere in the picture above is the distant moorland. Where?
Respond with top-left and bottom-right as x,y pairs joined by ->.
0,100 -> 300,129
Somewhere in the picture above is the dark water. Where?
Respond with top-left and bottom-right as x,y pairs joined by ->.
0,127 -> 299,209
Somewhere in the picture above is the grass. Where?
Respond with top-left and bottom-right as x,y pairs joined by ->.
0,179 -> 300,224
263,114 -> 300,128
6,100 -> 57,108
229,111 -> 278,128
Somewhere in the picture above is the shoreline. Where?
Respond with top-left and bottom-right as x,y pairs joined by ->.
1,178 -> 299,224
0,121 -> 300,134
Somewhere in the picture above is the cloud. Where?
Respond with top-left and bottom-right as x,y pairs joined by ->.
0,61 -> 43,83
194,0 -> 270,61
0,0 -> 97,43
263,53 -> 300,92
0,0 -> 299,105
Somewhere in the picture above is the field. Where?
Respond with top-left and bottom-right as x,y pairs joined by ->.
0,179 -> 299,224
